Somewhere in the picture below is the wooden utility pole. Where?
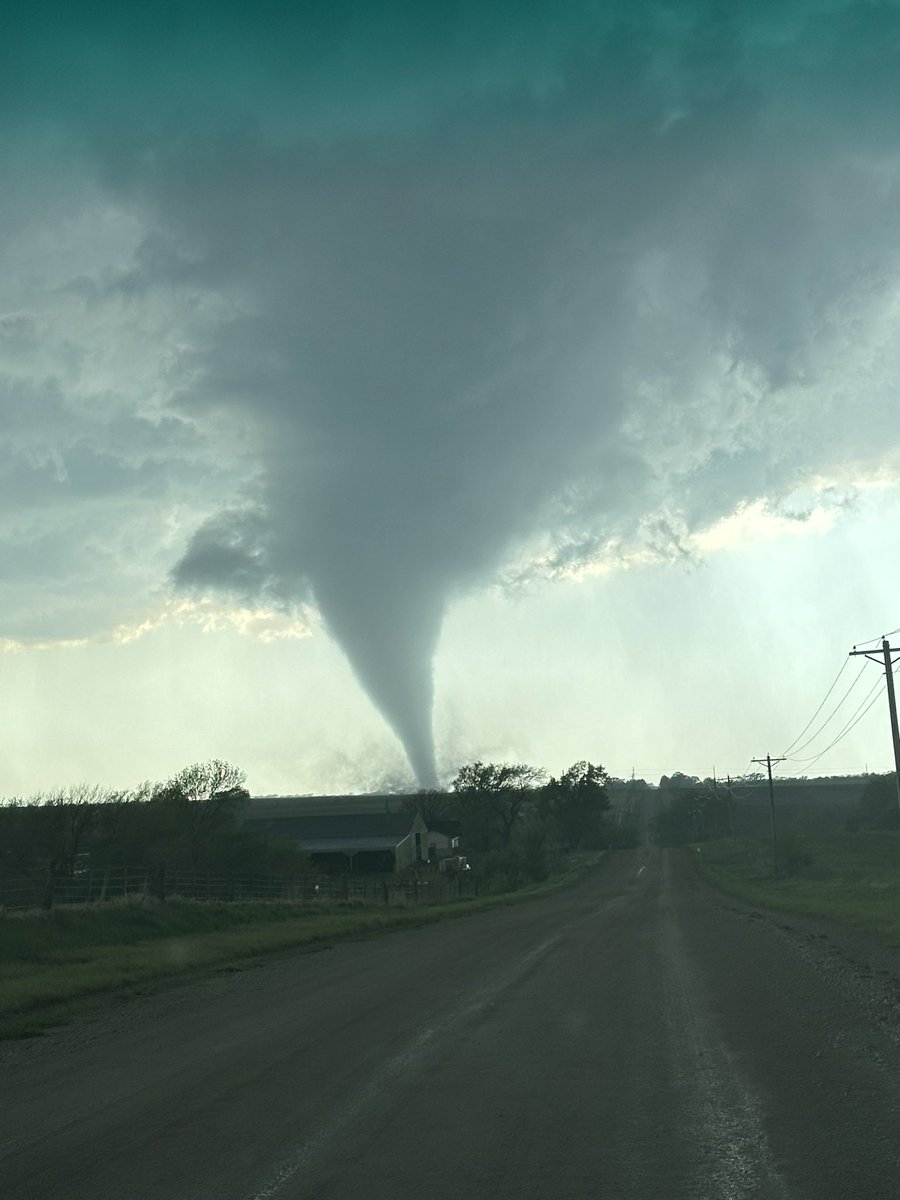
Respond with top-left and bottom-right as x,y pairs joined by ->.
848,639 -> 900,815
751,754 -> 785,876
711,769 -> 734,841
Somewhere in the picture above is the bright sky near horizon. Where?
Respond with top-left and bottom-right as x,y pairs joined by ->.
2,1 -> 900,797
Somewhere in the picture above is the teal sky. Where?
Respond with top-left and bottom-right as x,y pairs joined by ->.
2,2 -> 900,794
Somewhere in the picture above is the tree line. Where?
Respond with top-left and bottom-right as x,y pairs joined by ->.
0,761 -> 309,905
651,770 -> 898,845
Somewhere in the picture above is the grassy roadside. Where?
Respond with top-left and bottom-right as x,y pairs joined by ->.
693,834 -> 900,944
0,852 -> 605,1037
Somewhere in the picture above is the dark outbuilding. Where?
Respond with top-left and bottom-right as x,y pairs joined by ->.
244,806 -> 429,873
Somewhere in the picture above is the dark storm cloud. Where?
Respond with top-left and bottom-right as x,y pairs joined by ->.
4,1 -> 900,779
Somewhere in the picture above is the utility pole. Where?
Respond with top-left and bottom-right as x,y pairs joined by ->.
848,639 -> 900,815
751,754 -> 786,876
726,773 -> 736,842
711,769 -> 719,838
711,768 -> 733,842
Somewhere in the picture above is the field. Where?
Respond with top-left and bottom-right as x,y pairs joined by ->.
0,852 -> 605,1037
695,833 -> 900,943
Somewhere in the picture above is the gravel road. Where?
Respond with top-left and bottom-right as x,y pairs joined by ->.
3,848 -> 900,1199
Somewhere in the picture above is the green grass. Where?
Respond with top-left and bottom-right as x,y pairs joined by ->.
0,853 -> 605,1036
694,833 -> 900,943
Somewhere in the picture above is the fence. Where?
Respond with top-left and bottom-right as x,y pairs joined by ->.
0,864 -> 480,913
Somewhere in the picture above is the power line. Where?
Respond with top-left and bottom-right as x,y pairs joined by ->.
782,662 -> 868,759
852,625 -> 900,648
788,675 -> 884,761
796,687 -> 885,772
725,761 -> 765,800
788,679 -> 886,770
781,658 -> 849,755
747,763 -> 884,779
728,784 -> 761,800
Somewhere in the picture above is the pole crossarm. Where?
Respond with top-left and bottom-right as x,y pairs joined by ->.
849,649 -> 900,665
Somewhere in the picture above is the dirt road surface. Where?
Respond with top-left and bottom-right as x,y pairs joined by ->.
3,849 -> 900,1199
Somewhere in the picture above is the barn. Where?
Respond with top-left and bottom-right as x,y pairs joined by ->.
243,798 -> 429,873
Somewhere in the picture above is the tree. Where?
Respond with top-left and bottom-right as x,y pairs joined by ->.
658,771 -> 700,791
91,782 -> 180,870
450,762 -> 546,851
35,784 -> 113,877
853,773 -> 899,831
17,784 -> 114,907
403,787 -> 454,823
155,761 -> 250,870
539,760 -> 611,850
652,778 -> 732,846
0,798 -> 41,874
170,760 -> 247,804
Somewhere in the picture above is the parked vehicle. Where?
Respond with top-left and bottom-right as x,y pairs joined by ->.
438,855 -> 471,873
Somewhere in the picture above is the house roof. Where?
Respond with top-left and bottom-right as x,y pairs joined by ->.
424,819 -> 461,836
247,794 -> 411,819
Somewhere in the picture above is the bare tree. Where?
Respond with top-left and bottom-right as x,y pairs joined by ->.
169,760 -> 247,804
26,784 -> 114,907
34,784 -> 113,877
